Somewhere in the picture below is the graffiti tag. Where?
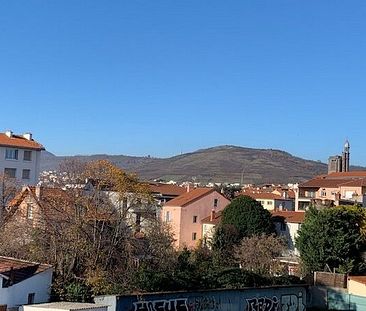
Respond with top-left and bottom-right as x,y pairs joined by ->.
246,296 -> 279,311
133,298 -> 189,311
281,293 -> 304,311
246,293 -> 305,311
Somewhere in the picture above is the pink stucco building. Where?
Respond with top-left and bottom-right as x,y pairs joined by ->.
162,187 -> 230,249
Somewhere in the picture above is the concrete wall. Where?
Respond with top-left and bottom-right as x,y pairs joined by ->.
96,285 -> 307,311
0,269 -> 53,309
348,280 -> 366,297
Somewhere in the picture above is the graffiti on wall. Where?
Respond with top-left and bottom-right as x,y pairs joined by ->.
133,298 -> 189,311
246,293 -> 305,311
131,291 -> 305,311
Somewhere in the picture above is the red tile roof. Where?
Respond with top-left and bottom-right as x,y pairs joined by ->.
300,178 -> 353,188
164,187 -> 215,207
148,183 -> 186,196
242,191 -> 293,201
0,256 -> 52,285
327,171 -> 366,178
272,211 -> 305,224
0,133 -> 44,150
201,210 -> 223,225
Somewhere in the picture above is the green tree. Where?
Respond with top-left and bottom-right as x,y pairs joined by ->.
221,195 -> 275,238
295,206 -> 366,274
211,196 -> 274,268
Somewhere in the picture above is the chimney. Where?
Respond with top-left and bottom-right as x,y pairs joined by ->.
35,186 -> 42,199
5,130 -> 13,138
186,184 -> 190,192
210,209 -> 215,222
23,133 -> 32,140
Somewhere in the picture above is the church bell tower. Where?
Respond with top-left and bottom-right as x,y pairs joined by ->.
342,140 -> 350,172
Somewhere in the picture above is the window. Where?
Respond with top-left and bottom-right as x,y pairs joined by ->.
4,168 -> 16,178
321,190 -> 327,197
193,215 -> 197,223
23,150 -> 32,161
27,293 -> 35,304
26,204 -> 33,219
5,149 -> 18,160
214,199 -> 218,207
22,169 -> 30,180
267,201 -> 273,205
165,211 -> 171,222
192,232 -> 197,240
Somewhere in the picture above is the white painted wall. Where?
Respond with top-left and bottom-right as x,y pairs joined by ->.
0,268 -> 53,309
275,221 -> 301,255
0,147 -> 42,185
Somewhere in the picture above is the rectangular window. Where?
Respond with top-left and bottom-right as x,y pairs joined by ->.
27,293 -> 35,304
214,199 -> 218,207
193,215 -> 197,223
267,201 -> 273,205
22,169 -> 30,180
165,211 -> 171,222
4,168 -> 16,178
5,149 -> 18,160
23,150 -> 32,161
192,232 -> 197,240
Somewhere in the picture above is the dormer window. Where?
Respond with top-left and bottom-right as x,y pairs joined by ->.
5,149 -> 18,160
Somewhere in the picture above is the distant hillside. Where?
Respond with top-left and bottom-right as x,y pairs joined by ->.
40,145 -> 350,184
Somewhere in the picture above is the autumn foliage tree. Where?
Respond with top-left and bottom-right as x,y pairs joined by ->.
0,159 -> 175,299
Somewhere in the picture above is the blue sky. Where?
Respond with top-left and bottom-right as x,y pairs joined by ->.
0,1 -> 365,164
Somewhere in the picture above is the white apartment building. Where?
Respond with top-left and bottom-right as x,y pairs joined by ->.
0,130 -> 44,185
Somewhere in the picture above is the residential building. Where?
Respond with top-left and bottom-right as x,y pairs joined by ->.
241,191 -> 294,211
0,256 -> 53,309
7,186 -> 71,229
295,171 -> 366,210
201,210 -> 222,243
162,187 -> 230,249
0,131 -> 44,185
272,211 -> 305,256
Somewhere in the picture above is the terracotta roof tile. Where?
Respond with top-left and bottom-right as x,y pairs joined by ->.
0,256 -> 52,285
0,133 -> 44,150
272,211 -> 305,224
327,171 -> 366,178
201,210 -> 222,224
242,191 -> 293,201
164,187 -> 215,207
148,183 -> 186,197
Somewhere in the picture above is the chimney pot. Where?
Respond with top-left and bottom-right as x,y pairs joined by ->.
23,133 -> 32,140
210,209 -> 215,222
5,130 -> 13,138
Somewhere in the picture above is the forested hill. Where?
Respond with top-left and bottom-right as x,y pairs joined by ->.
39,145 -> 349,184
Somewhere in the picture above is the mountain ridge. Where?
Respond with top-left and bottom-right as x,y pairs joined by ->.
40,145 -> 365,184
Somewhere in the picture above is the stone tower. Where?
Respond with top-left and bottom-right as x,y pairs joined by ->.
342,140 -> 350,172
